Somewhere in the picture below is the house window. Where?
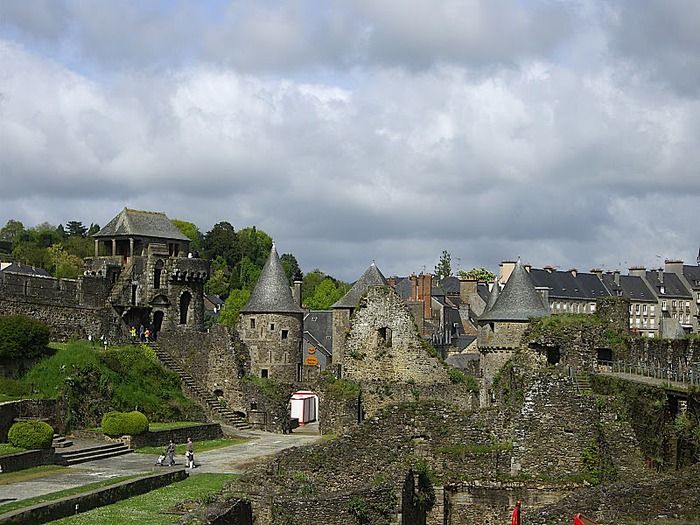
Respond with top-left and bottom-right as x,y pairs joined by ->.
662,300 -> 667,311
270,323 -> 275,331
635,304 -> 640,313
643,304 -> 648,315
261,369 -> 269,378
250,318 -> 256,329
281,330 -> 288,340
650,305 -> 655,315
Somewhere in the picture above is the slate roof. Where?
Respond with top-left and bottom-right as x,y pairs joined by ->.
528,268 -> 609,301
393,277 -> 412,302
480,260 -> 549,322
445,351 -> 479,368
0,262 -> 51,276
437,276 -> 461,295
92,208 -> 189,241
304,310 -> 333,356
683,264 -> 700,290
601,274 -> 656,303
332,262 -> 388,308
645,271 -> 692,299
241,245 -> 303,314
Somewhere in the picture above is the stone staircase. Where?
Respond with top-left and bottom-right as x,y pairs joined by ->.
52,434 -> 73,448
575,373 -> 592,393
55,442 -> 132,466
150,344 -> 252,430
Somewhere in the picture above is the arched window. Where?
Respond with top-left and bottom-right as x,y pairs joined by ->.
179,291 -> 191,325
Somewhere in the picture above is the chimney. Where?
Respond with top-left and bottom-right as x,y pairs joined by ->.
569,268 -> 577,277
543,265 -> 555,273
293,280 -> 303,307
665,259 -> 683,276
628,266 -> 646,278
459,277 -> 478,304
614,269 -> 620,286
524,263 -> 532,273
590,268 -> 603,279
657,268 -> 664,283
499,260 -> 516,283
418,273 -> 433,319
410,273 -> 418,301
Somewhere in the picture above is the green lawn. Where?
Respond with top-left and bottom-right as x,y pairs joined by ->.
0,443 -> 25,456
135,436 -> 250,456
48,473 -> 235,525
0,473 -> 140,514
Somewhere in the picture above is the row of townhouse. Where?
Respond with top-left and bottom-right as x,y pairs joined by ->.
498,252 -> 700,337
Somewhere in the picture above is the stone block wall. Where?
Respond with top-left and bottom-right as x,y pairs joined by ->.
0,448 -> 55,474
126,423 -> 223,449
510,373 -> 599,480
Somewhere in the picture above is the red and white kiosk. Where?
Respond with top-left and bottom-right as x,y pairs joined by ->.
290,391 -> 318,425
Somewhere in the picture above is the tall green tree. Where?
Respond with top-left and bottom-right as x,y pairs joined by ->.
205,256 -> 231,298
66,221 -> 88,237
202,222 -> 238,268
281,253 -> 303,283
435,250 -> 452,280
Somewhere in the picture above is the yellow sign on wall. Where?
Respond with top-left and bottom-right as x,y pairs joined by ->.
307,347 -> 316,354
305,355 -> 319,366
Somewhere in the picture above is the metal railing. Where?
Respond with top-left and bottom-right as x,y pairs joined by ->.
597,359 -> 700,388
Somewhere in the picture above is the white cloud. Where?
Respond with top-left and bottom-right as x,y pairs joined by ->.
1,1 -> 699,281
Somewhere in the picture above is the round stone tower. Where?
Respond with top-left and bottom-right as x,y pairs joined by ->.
237,245 -> 304,383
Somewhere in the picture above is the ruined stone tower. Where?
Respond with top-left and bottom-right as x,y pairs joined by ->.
331,261 -> 388,370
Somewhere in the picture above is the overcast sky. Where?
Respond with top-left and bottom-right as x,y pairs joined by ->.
1,0 -> 698,281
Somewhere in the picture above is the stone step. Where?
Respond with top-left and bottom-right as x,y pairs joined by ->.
52,435 -> 74,448
55,443 -> 132,466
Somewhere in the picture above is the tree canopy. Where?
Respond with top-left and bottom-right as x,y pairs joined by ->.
457,267 -> 497,281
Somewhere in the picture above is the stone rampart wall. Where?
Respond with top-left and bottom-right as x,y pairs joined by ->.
618,338 -> 700,372
0,297 -> 105,342
511,373 -> 599,479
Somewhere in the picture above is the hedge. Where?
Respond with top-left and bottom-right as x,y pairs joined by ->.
7,421 -> 55,449
101,411 -> 149,437
0,315 -> 51,360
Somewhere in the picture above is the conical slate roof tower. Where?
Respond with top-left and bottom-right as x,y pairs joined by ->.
242,245 -> 303,314
332,261 -> 388,309
479,259 -> 549,322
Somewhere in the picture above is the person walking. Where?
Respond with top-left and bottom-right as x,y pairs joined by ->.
185,437 -> 195,469
166,440 -> 176,466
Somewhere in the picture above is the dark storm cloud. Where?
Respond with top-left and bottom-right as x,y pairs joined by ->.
1,1 -> 699,281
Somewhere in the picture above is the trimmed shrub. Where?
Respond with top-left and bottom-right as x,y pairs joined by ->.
7,421 -> 54,450
0,315 -> 51,360
101,410 -> 149,437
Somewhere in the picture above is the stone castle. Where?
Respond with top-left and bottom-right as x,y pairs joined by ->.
2,207 -> 700,524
